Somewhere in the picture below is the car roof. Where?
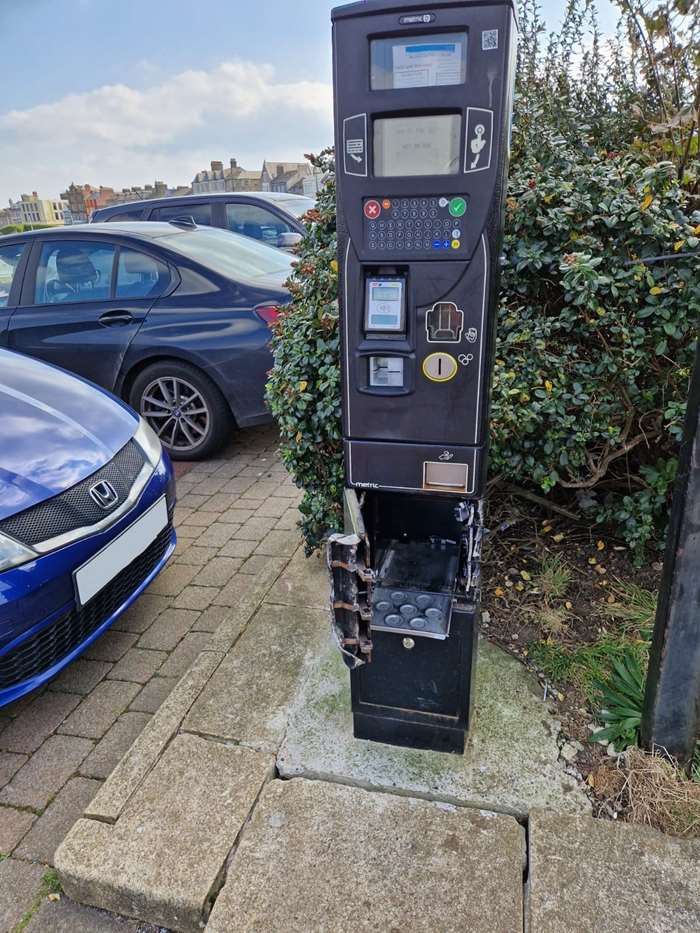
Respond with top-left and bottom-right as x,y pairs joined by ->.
0,221 -> 191,243
94,190 -> 312,213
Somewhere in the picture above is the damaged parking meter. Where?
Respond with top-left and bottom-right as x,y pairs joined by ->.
328,0 -> 517,753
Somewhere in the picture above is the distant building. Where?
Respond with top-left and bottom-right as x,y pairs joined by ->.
302,166 -> 326,198
60,184 -> 95,223
7,192 -> 67,226
192,158 -> 262,194
105,180 -> 170,208
261,161 -> 312,195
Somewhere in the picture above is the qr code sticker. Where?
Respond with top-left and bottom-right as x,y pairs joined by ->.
482,29 -> 499,51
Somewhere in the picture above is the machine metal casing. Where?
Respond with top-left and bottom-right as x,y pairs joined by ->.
330,0 -> 516,752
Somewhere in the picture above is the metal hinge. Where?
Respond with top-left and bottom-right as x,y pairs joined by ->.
455,498 -> 485,599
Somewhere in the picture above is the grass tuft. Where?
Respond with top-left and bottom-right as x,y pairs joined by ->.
535,553 -> 572,601
600,579 -> 657,638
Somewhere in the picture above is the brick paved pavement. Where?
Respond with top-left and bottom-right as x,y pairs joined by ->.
0,425 -> 302,931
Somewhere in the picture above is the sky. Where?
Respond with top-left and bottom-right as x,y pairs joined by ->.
0,0 -> 619,204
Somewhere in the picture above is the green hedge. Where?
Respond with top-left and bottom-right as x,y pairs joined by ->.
266,139 -> 700,556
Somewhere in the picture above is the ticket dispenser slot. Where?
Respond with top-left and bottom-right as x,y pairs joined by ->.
330,0 -> 517,754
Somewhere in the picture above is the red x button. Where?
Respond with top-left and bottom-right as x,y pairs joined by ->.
364,199 -> 381,219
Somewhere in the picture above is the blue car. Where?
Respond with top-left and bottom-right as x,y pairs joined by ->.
0,222 -> 293,460
0,349 -> 176,707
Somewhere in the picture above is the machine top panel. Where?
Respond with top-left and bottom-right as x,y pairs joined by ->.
332,0 -> 517,21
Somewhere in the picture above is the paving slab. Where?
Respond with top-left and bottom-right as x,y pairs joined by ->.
84,630 -> 139,663
0,804 -> 35,852
0,857 -> 45,932
87,649 -> 224,822
206,778 -> 524,933
15,775 -> 101,863
137,607 -> 199,651
266,548 -> 329,609
25,896 -> 152,932
58,680 -> 141,739
0,690 -> 81,753
80,713 -> 152,780
128,676 -> 178,713
56,733 -> 274,933
528,809 -> 700,933
183,603 -> 328,752
278,637 -> 589,818
0,750 -> 27,788
48,658 -> 113,694
107,648 -> 167,684
0,733 -> 93,810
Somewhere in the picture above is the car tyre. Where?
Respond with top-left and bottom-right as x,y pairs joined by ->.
130,360 -> 233,460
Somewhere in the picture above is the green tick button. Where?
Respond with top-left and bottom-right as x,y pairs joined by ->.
449,197 -> 467,217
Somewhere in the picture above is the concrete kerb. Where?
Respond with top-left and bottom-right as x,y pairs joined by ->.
78,546 -> 297,824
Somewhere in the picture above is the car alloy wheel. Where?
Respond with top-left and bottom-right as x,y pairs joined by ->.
140,376 -> 211,453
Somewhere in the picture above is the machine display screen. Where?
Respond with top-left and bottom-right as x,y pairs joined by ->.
366,277 -> 405,331
370,32 -> 467,90
374,114 -> 461,177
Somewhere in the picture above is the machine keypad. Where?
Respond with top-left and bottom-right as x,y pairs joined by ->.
364,196 -> 468,254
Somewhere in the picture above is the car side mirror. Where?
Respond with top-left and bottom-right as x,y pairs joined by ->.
277,232 -> 302,250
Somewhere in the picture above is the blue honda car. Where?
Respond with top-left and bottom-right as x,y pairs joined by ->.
0,349 -> 176,707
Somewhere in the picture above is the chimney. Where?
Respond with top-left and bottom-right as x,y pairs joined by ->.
32,191 -> 38,198
211,160 -> 223,173
230,158 -> 238,169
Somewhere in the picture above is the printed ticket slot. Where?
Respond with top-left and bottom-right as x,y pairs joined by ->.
328,0 -> 517,754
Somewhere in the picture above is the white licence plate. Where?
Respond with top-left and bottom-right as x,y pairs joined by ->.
74,496 -> 168,607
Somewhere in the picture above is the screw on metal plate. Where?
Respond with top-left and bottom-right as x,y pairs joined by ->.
402,637 -> 416,650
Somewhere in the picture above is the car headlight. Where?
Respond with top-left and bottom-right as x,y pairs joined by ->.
134,416 -> 163,468
0,533 -> 37,572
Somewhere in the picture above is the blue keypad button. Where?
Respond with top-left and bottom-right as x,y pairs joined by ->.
432,239 -> 442,249
443,239 -> 450,248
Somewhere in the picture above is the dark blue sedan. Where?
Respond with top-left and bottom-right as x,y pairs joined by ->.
0,348 -> 175,707
0,222 -> 293,459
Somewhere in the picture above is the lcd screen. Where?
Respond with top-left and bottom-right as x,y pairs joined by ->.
374,114 -> 461,177
371,33 -> 467,90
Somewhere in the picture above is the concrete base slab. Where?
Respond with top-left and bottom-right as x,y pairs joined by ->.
528,809 -> 700,933
278,637 -> 590,818
56,733 -> 274,933
183,604 -> 328,753
206,777 -> 525,933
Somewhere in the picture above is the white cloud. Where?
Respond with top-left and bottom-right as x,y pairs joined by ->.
0,60 -> 333,202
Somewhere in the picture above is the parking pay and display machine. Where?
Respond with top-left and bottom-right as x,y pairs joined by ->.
328,0 -> 517,753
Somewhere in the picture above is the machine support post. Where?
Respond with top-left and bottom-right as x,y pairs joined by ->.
641,340 -> 700,766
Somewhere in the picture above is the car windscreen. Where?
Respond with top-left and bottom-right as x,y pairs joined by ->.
162,227 -> 294,281
273,197 -> 315,218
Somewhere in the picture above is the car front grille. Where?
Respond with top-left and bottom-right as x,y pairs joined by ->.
0,440 -> 146,546
0,523 -> 172,692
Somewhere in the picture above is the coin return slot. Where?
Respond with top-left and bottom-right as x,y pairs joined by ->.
426,301 -> 463,342
423,461 -> 469,492
369,356 -> 404,387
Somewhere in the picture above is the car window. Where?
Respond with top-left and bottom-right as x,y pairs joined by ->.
0,243 -> 26,308
162,226 -> 294,281
270,197 -> 315,218
34,241 -> 115,305
116,247 -> 170,299
151,203 -> 212,225
225,203 -> 293,246
106,209 -> 144,221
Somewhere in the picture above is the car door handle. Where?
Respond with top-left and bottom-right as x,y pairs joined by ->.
99,309 -> 134,326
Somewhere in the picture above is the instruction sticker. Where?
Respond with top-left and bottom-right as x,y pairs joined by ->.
392,41 -> 463,89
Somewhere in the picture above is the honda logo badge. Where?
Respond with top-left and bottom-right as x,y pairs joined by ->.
89,480 -> 119,510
